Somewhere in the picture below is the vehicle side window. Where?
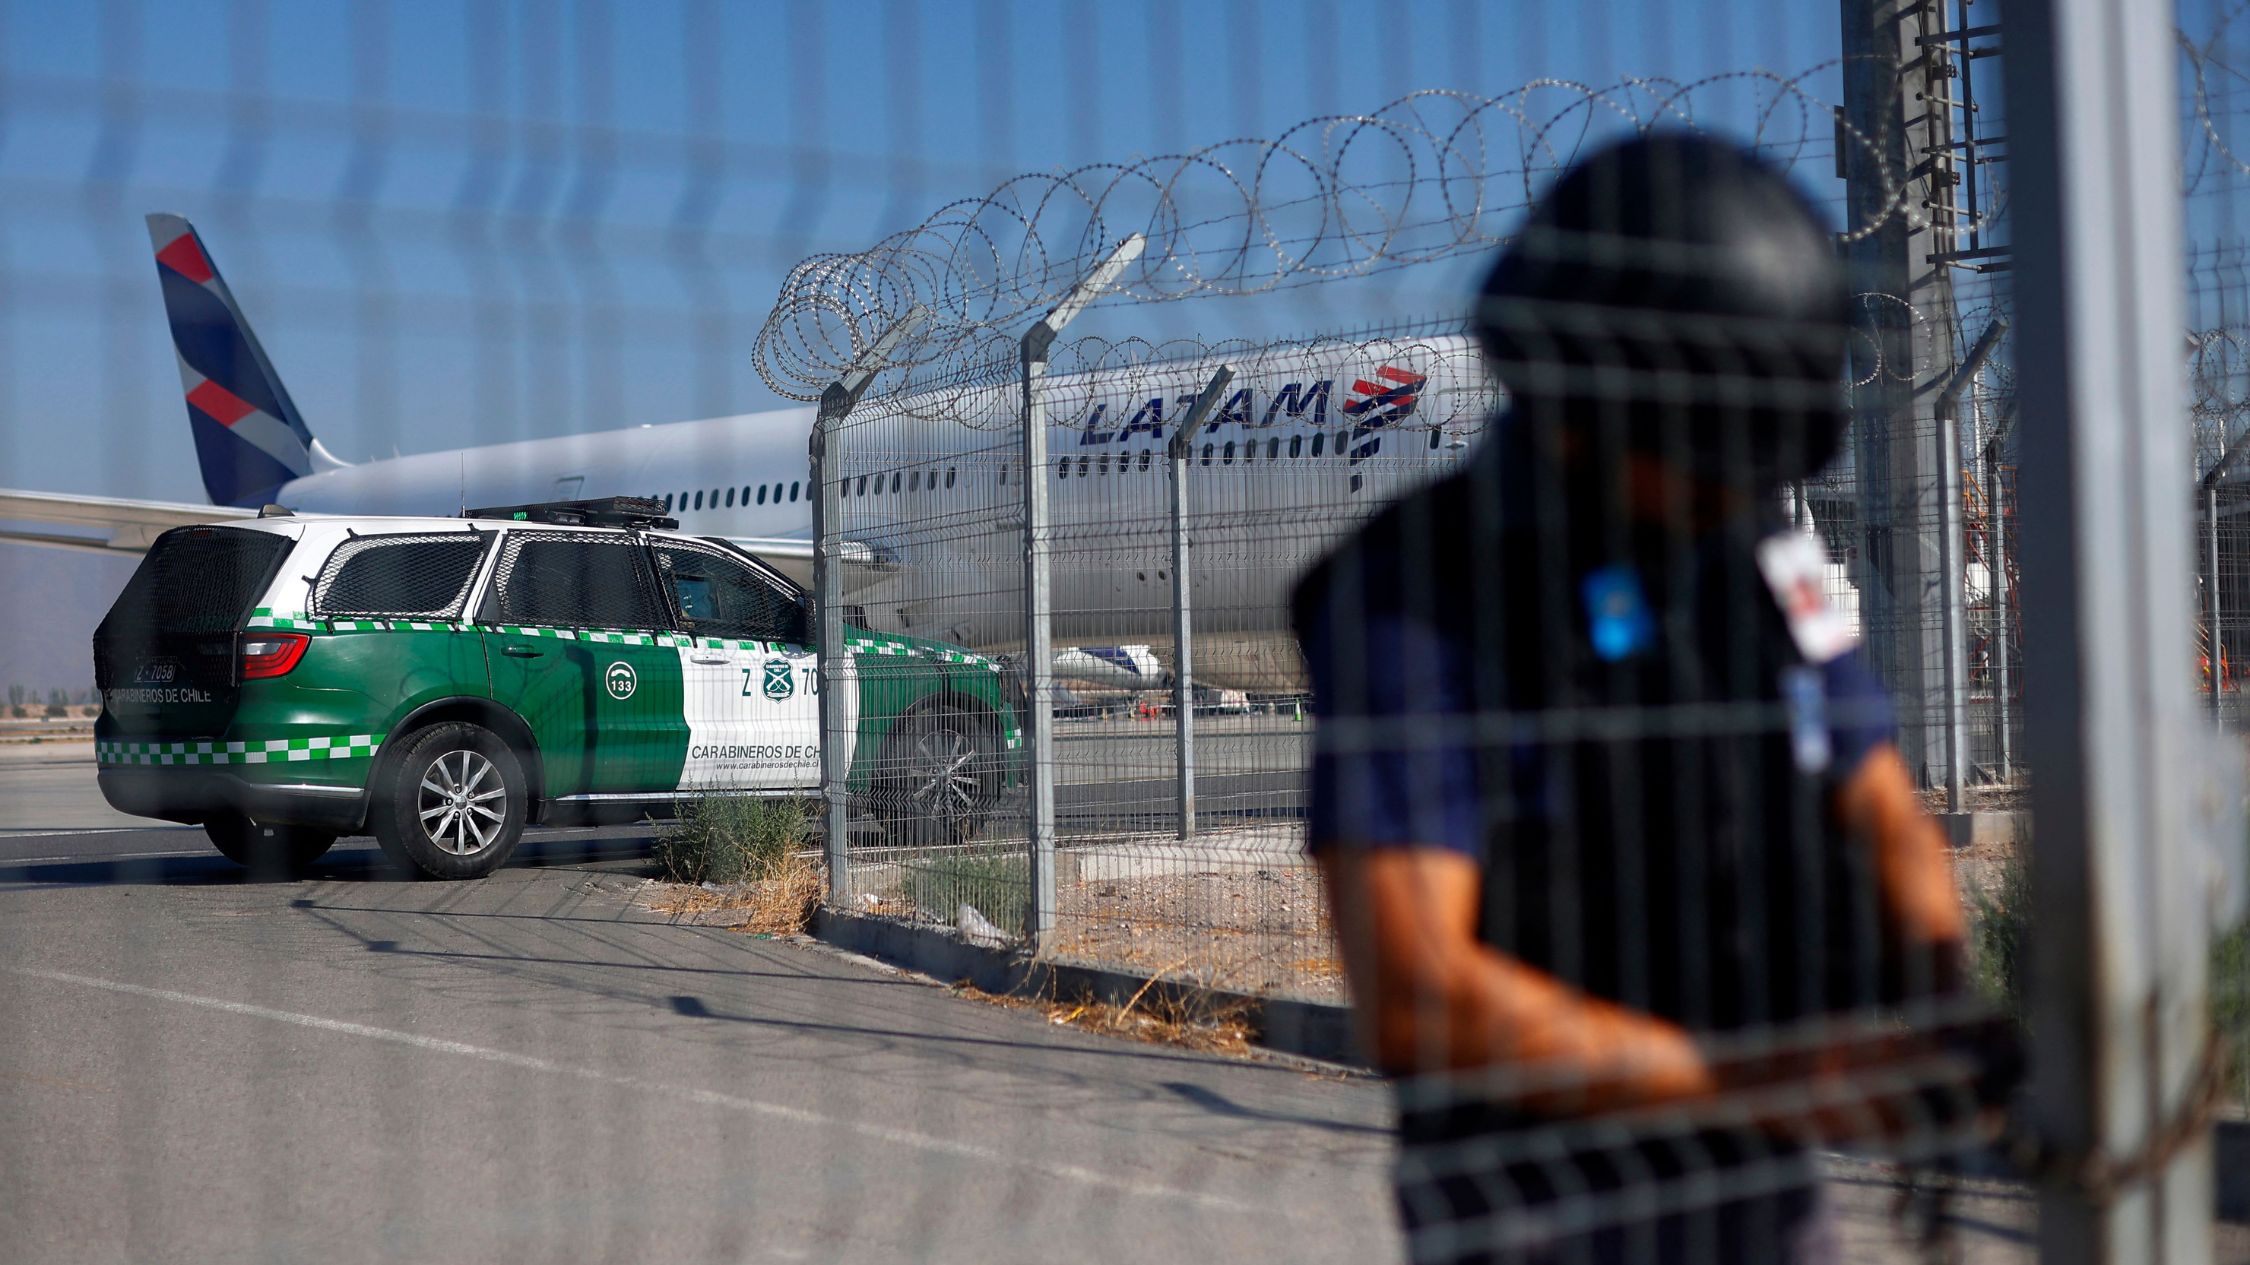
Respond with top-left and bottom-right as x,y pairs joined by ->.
650,542 -> 807,644
486,533 -> 667,630
313,533 -> 490,619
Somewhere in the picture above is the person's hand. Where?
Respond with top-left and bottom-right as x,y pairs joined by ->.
1711,1018 -> 2012,1148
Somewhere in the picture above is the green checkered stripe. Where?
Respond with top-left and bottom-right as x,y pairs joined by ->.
247,608 -> 468,634
485,625 -> 680,646
690,636 -> 778,652
247,610 -> 684,644
846,636 -> 1000,672
98,733 -> 386,767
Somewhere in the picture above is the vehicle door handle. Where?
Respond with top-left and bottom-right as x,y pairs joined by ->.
689,653 -> 730,665
502,645 -> 543,659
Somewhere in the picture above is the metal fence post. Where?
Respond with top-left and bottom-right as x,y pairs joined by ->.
1935,318 -> 2007,808
1165,366 -> 1235,844
812,307 -> 927,906
2007,1 -> 2213,1260
2198,428 -> 2250,723
1020,235 -> 1145,946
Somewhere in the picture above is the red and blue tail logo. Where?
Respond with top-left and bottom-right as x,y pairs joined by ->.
146,213 -> 318,507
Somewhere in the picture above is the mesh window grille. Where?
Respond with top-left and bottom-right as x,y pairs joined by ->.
650,541 -> 806,643
96,527 -> 291,642
485,531 -> 668,630
310,532 -> 491,620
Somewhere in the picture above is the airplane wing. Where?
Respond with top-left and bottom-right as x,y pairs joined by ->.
718,535 -> 895,596
0,489 -> 253,554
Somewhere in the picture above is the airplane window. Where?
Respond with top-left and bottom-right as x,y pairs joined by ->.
1097,453 -> 1110,476
890,473 -> 901,494
775,482 -> 786,502
856,475 -> 868,495
710,488 -> 720,507
944,467 -> 956,489
756,485 -> 767,505
1268,438 -> 1281,460
999,465 -> 1009,486
1289,436 -> 1303,458
1138,449 -> 1152,472
722,488 -> 733,508
1201,443 -> 1213,466
1057,458 -> 1069,479
1222,441 -> 1235,465
1311,434 -> 1325,457
662,493 -> 673,510
910,471 -> 921,491
1429,429 -> 1441,449
791,480 -> 801,501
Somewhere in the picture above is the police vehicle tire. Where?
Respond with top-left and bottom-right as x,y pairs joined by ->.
369,722 -> 528,880
204,812 -> 336,877
876,703 -> 999,847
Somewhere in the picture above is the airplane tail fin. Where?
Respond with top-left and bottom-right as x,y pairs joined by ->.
145,213 -> 344,507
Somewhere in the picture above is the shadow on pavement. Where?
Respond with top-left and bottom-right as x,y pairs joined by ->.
0,830 -> 663,889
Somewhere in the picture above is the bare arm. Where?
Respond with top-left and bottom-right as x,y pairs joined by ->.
1315,846 -> 1718,1112
1833,744 -> 1970,994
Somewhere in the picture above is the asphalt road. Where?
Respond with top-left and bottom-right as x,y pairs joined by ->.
0,820 -> 1403,1264
7,745 -> 2241,1264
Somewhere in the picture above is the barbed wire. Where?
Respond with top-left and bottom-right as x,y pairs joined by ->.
755,65 -> 1917,402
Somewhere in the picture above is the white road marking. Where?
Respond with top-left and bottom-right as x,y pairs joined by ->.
0,849 -> 210,865
8,965 -> 1259,1214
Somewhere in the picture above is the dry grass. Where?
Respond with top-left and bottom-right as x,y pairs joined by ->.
950,974 -> 1256,1056
642,850 -> 826,937
1048,865 -> 1346,1001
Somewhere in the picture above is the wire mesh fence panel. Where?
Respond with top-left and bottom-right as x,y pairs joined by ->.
3,0 -> 2242,1262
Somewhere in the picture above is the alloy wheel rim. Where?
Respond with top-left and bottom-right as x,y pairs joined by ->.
417,749 -> 506,856
907,725 -> 978,824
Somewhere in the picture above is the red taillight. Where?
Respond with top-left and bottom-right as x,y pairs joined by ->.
240,633 -> 309,680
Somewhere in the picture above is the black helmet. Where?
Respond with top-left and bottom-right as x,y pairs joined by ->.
1475,131 -> 1850,487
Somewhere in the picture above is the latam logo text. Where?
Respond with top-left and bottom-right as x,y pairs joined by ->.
1073,366 -> 1430,465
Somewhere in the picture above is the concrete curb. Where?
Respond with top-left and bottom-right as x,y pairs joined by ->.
809,908 -> 1362,1067
1934,810 -> 2027,848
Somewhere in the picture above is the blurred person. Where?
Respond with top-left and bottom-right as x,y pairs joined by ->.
1293,133 -> 2006,1264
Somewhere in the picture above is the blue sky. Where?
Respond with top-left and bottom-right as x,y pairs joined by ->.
0,0 -> 1849,503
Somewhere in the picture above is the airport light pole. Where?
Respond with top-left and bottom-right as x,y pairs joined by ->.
1021,235 -> 1145,947
1166,366 -> 1235,845
812,306 -> 927,905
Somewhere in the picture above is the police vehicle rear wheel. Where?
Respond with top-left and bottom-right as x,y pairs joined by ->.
370,722 -> 528,879
876,706 -> 997,847
204,812 -> 335,878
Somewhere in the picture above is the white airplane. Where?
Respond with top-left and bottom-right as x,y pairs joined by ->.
0,215 -> 1491,689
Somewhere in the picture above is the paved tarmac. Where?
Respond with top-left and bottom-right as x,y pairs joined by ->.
3,744 -> 2237,1263
0,823 -> 1400,1264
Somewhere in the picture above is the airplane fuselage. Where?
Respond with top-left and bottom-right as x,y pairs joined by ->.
271,338 -> 1498,689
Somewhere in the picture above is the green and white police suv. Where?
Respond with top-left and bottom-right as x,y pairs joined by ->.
93,498 -> 1019,878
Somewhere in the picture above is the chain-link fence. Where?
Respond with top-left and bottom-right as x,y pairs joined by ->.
2,1 -> 2244,1262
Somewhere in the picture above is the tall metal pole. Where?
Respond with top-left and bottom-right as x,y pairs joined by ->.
1021,235 -> 1145,946
1166,366 -> 1235,844
1842,0 -> 1960,788
1935,319 -> 2008,810
2197,426 -> 2250,723
2007,0 -> 2212,1259
2211,485 -> 2225,723
1987,408 -> 2014,779
812,306 -> 927,906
